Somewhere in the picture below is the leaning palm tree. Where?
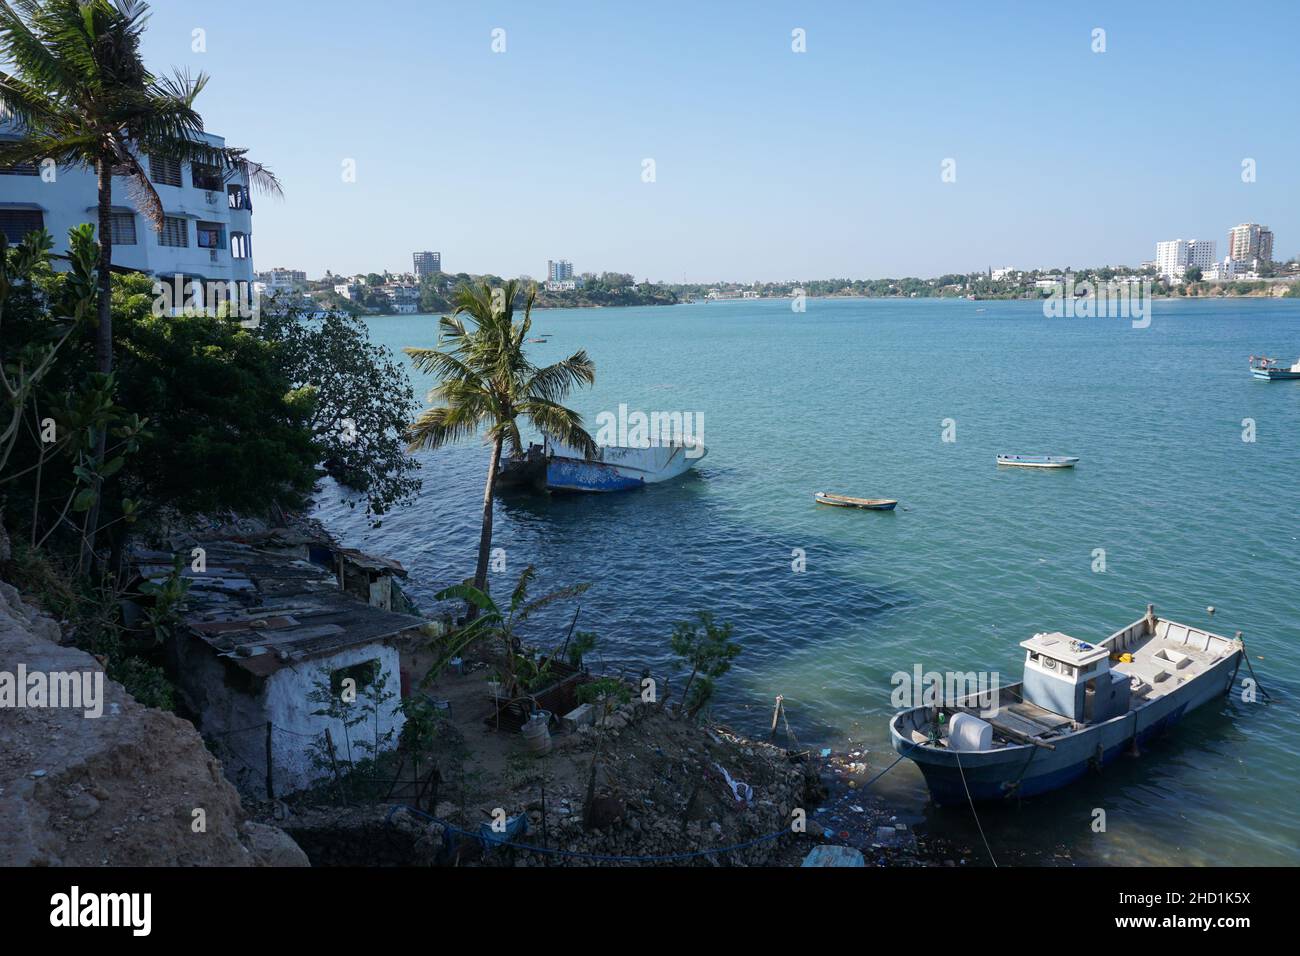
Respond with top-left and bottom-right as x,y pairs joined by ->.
405,280 -> 596,604
0,0 -> 281,562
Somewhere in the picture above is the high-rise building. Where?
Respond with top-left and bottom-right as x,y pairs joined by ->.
1227,223 -> 1273,267
548,259 -> 573,282
413,251 -> 441,279
1155,239 -> 1216,281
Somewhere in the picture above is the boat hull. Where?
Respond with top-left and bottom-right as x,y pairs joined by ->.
890,651 -> 1240,805
1252,368 -> 1300,380
545,442 -> 706,493
996,455 -> 1079,469
815,493 -> 897,510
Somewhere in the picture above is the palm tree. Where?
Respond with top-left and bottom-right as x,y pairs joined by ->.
0,0 -> 281,562
405,280 -> 596,604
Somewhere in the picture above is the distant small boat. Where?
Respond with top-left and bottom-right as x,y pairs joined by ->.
996,454 -> 1079,469
815,492 -> 898,510
1249,355 -> 1300,380
528,337 -> 548,343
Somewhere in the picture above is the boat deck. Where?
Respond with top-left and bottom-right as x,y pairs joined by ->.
947,696 -> 1075,747
1111,634 -> 1222,702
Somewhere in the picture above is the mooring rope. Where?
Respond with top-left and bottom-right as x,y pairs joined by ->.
1237,635 -> 1274,701
952,749 -> 998,868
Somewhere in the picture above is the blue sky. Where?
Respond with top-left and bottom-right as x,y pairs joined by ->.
138,0 -> 1298,281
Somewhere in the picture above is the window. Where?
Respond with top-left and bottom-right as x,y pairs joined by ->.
227,184 -> 251,211
159,216 -> 188,247
330,660 -> 380,696
109,212 -> 137,245
191,162 -> 224,191
0,208 -> 44,244
196,221 -> 225,249
149,154 -> 182,187
230,232 -> 250,260
0,160 -> 38,176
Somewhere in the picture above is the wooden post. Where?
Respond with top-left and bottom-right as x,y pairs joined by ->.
325,727 -> 344,802
769,695 -> 784,739
265,721 -> 274,800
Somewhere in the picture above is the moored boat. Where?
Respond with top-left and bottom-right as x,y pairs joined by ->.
814,492 -> 898,510
996,454 -> 1079,469
889,606 -> 1243,805
1249,355 -> 1300,380
499,435 -> 707,493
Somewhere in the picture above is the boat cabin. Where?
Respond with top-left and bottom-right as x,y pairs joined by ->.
1020,631 -> 1130,724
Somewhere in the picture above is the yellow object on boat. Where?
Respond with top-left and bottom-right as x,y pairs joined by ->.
1110,652 -> 1133,663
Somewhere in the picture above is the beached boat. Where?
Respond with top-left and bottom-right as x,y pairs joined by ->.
815,492 -> 898,510
1249,355 -> 1300,380
996,454 -> 1079,469
498,434 -> 706,493
889,606 -> 1243,805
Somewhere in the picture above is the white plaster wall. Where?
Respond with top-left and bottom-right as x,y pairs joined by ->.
0,128 -> 255,284
264,643 -> 406,795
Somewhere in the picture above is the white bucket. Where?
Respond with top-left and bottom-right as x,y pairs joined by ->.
521,714 -> 552,755
947,712 -> 993,752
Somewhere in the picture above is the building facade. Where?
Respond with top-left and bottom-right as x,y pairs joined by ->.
1227,223 -> 1274,267
1155,239 -> 1216,281
413,250 -> 441,279
0,128 -> 255,310
548,258 -> 574,282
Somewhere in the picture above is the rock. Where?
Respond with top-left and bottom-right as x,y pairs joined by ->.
241,822 -> 310,867
0,574 -> 305,867
68,793 -> 101,820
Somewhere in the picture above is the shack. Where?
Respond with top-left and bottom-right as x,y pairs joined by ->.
136,537 -> 426,796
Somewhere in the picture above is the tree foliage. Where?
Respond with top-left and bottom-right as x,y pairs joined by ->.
258,309 -> 421,522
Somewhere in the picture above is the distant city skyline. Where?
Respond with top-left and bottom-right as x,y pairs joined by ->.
135,1 -> 1298,281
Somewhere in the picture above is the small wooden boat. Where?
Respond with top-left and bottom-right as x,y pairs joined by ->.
815,492 -> 898,510
1249,355 -> 1300,380
996,454 -> 1079,469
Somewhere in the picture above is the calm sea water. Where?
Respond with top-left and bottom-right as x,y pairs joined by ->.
314,297 -> 1300,866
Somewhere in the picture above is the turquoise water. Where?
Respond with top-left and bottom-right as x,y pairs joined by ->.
314,297 -> 1300,866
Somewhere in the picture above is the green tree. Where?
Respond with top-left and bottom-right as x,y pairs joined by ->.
258,309 -> 422,522
1184,266 -> 1203,283
404,281 -> 596,602
669,612 -> 741,719
431,566 -> 589,699
0,0 -> 281,563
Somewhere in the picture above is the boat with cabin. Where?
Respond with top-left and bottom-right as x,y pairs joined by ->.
498,434 -> 706,493
889,606 -> 1243,805
814,492 -> 898,510
1249,355 -> 1300,380
996,454 -> 1079,469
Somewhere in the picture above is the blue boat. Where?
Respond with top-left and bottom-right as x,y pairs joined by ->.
1250,355 -> 1300,380
889,607 -> 1243,805
497,435 -> 707,493
996,454 -> 1079,469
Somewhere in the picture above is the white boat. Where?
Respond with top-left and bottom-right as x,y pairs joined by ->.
996,454 -> 1079,469
890,606 -> 1243,804
498,435 -> 706,493
544,435 -> 706,492
1250,355 -> 1300,380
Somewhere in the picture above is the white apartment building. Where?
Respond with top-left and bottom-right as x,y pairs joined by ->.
1204,257 -> 1250,282
382,283 -> 420,313
0,128 -> 255,306
256,267 -> 306,291
991,267 -> 1017,281
1227,223 -> 1273,268
1155,239 -> 1216,281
